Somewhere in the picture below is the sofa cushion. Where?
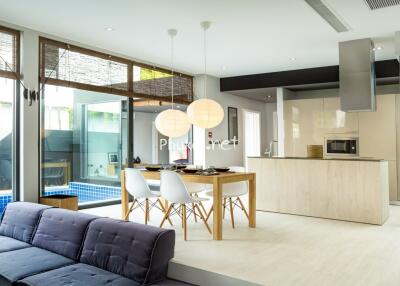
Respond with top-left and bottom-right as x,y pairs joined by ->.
80,218 -> 175,285
31,208 -> 98,260
0,247 -> 75,283
0,236 -> 31,253
16,263 -> 139,286
0,202 -> 51,243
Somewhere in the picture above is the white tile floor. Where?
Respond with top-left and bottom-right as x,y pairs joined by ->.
82,202 -> 400,286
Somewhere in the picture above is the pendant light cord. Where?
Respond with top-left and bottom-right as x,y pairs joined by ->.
203,25 -> 207,99
170,31 -> 175,110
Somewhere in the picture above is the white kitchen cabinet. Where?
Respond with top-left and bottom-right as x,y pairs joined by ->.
358,94 -> 396,160
358,94 -> 397,200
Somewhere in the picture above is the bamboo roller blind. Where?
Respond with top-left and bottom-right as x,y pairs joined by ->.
40,38 -> 193,103
0,26 -> 20,80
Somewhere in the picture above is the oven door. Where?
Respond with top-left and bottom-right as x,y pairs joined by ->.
325,138 -> 358,156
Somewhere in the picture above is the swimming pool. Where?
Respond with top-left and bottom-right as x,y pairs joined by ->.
0,182 -> 121,215
0,192 -> 12,216
44,182 -> 121,205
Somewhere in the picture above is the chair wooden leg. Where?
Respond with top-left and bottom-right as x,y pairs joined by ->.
199,202 -> 208,216
145,199 -> 149,225
160,204 -> 174,228
237,197 -> 250,221
192,203 -> 197,222
206,206 -> 213,222
223,197 -> 226,219
157,199 -> 173,226
182,204 -> 187,241
195,204 -> 212,234
181,205 -> 184,228
194,194 -> 208,215
229,198 -> 235,229
124,199 -> 136,221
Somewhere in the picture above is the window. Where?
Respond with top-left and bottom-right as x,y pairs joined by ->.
133,63 -> 193,103
244,110 -> 261,168
39,38 -> 194,207
40,38 -> 193,104
41,85 -> 127,206
0,26 -> 19,214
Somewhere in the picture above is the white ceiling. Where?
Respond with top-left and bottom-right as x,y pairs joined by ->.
0,0 -> 399,77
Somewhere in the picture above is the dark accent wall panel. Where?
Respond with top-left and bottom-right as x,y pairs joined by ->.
220,59 -> 399,92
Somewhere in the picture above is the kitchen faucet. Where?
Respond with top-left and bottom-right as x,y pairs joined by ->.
265,140 -> 278,157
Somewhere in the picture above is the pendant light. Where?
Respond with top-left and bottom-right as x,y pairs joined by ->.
155,29 -> 191,138
187,21 -> 224,129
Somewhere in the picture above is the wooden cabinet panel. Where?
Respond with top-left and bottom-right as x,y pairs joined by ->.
358,94 -> 396,160
322,97 -> 359,134
249,157 -> 389,225
284,99 -> 324,157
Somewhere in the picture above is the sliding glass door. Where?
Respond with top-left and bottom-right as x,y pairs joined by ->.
39,37 -> 194,208
0,27 -> 19,214
0,78 -> 15,213
41,84 -> 127,206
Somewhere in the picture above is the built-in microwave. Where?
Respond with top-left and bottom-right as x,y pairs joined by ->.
324,137 -> 358,157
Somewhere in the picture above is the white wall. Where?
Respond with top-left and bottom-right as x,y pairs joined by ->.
133,112 -> 156,164
265,102 -> 277,148
194,75 -> 269,168
20,28 -> 40,202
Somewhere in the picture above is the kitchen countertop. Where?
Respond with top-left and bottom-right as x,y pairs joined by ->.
248,156 -> 386,162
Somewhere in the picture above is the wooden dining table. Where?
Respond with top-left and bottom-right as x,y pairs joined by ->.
120,170 -> 256,240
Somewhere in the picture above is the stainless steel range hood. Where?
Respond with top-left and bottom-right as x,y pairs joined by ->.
339,38 -> 376,112
396,31 -> 400,60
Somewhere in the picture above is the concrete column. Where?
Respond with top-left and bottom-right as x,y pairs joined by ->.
19,29 -> 40,202
276,87 -> 285,157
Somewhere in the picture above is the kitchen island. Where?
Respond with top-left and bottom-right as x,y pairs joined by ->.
248,157 -> 389,225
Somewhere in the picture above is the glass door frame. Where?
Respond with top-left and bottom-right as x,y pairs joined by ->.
38,84 -> 134,209
0,26 -> 21,202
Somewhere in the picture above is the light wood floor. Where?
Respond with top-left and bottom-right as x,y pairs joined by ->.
82,202 -> 400,286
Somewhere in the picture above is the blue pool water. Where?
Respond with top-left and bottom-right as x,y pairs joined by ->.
0,182 -> 121,215
44,182 -> 121,204
0,193 -> 12,216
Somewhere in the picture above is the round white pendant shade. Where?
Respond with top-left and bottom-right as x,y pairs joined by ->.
187,98 -> 224,129
155,109 -> 191,138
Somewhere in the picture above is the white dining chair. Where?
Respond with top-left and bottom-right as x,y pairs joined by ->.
159,170 -> 211,240
205,166 -> 249,228
124,168 -> 172,226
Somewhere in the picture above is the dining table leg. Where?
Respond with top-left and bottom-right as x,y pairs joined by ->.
212,178 -> 223,240
248,173 -> 256,228
121,171 -> 129,221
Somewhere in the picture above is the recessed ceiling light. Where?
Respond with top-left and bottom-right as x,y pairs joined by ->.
373,46 -> 383,51
289,57 -> 296,61
267,95 -> 272,99
105,27 -> 115,32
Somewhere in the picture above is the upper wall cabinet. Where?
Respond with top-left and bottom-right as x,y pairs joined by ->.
358,94 -> 396,161
284,98 -> 324,157
284,97 -> 359,157
322,98 -> 359,135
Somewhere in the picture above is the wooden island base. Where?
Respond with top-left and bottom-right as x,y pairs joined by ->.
248,157 -> 389,225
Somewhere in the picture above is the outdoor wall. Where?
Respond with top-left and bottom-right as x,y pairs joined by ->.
133,111 -> 156,164
194,75 -> 269,168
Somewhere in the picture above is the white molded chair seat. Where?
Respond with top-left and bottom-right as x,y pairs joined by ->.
159,170 -> 211,240
205,166 -> 249,229
160,170 -> 208,204
184,166 -> 207,194
124,168 -> 170,225
186,182 -> 207,194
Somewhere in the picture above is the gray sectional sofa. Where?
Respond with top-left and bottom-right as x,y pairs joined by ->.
0,202 -> 188,286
